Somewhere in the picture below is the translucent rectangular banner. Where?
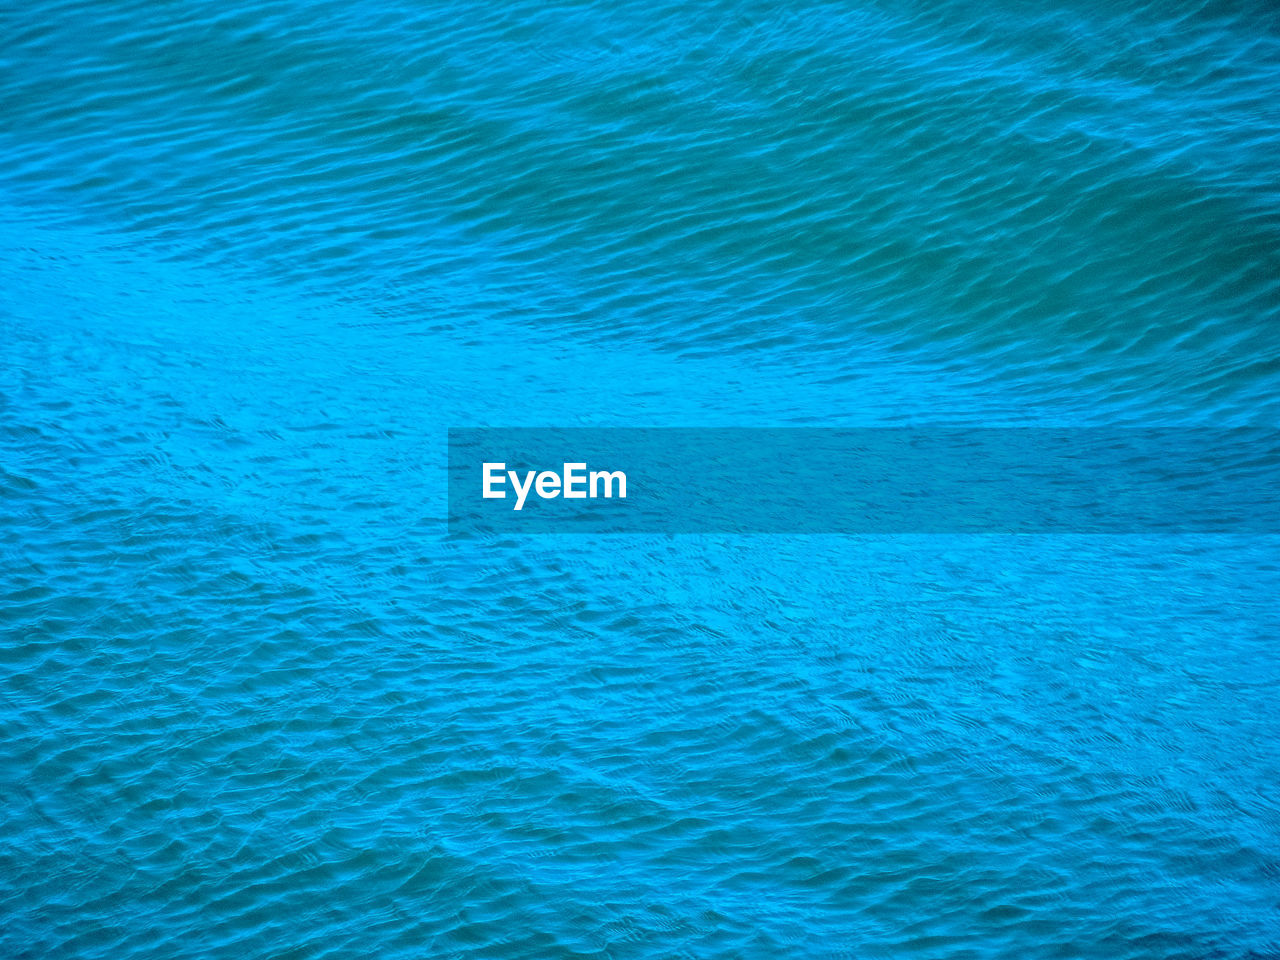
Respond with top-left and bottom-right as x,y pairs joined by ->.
447,428 -> 1280,534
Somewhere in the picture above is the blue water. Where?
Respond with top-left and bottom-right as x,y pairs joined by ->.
2,0 -> 1279,956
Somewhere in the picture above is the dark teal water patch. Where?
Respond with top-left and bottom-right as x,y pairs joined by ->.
2,0 -> 1279,957
2,0 -> 1279,415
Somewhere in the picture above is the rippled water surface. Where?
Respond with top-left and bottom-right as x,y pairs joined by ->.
2,0 -> 1279,957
